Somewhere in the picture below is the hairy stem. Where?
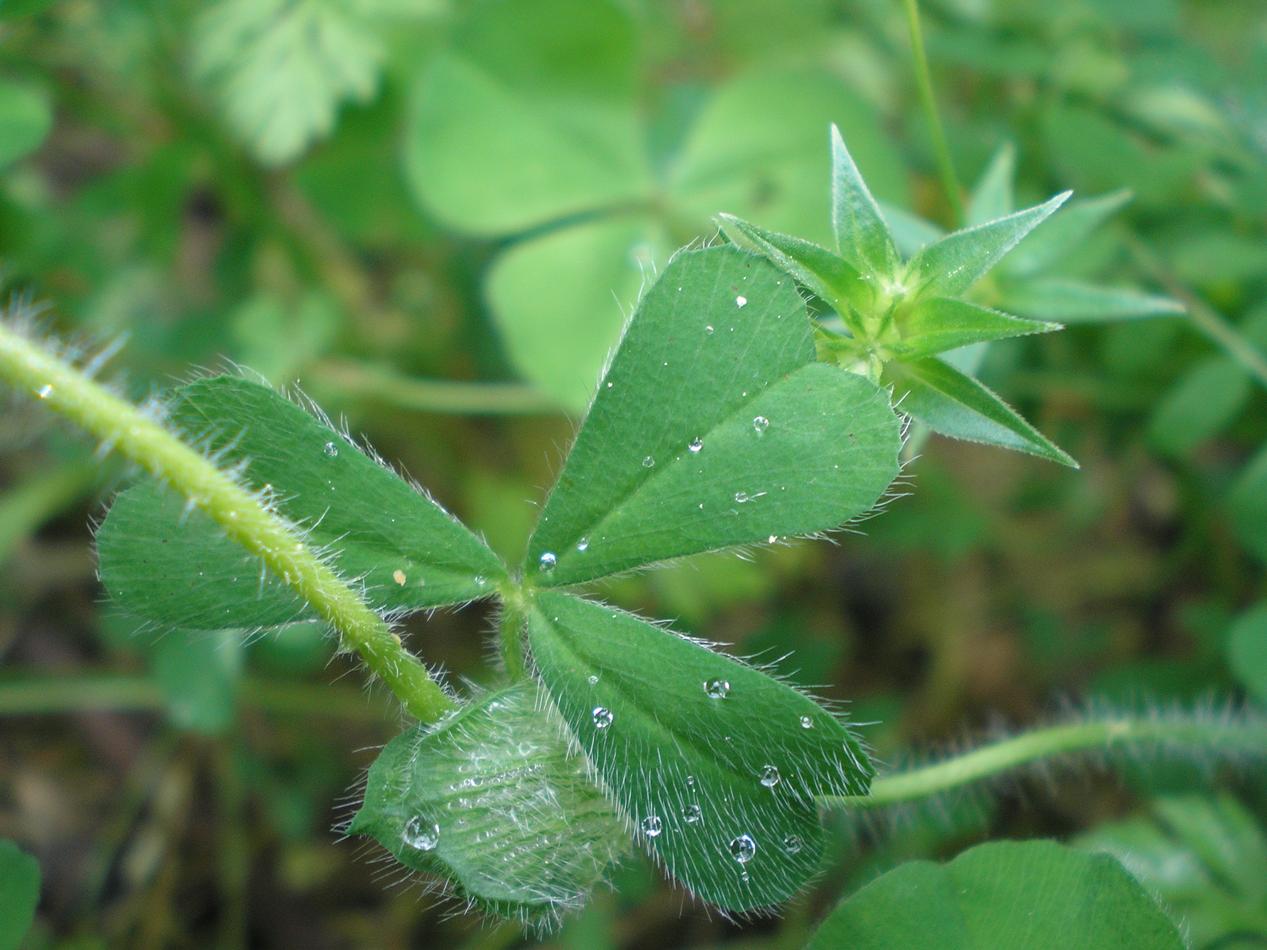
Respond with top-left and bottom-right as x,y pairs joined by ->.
0,324 -> 453,723
901,0 -> 964,224
825,712 -> 1267,809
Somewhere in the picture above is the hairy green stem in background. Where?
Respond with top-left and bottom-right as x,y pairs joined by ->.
901,0 -> 964,225
0,324 -> 453,723
825,713 -> 1267,809
310,358 -> 559,416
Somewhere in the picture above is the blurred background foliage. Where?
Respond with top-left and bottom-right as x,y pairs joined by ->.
1,0 -> 1265,946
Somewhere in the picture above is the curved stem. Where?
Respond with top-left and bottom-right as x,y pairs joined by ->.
310,358 -> 559,416
901,0 -> 964,225
0,324 -> 453,723
825,713 -> 1267,809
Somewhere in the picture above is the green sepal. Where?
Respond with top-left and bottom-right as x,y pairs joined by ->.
888,357 -> 1077,467
830,123 -> 900,278
888,298 -> 1060,360
526,590 -> 873,912
348,683 -> 628,930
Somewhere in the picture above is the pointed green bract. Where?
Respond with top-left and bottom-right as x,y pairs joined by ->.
830,123 -> 900,278
98,377 -> 504,630
907,192 -> 1071,299
997,278 -> 1183,323
525,246 -> 901,586
716,213 -> 869,316
807,840 -> 1183,949
965,144 -> 1016,227
889,358 -> 1077,467
349,684 -> 627,929
889,298 -> 1059,360
526,591 -> 872,912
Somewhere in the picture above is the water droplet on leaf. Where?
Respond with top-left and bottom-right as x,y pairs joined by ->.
730,834 -> 756,863
704,678 -> 730,699
734,492 -> 749,504
538,552 -> 557,573
799,715 -> 814,729
641,816 -> 663,838
752,416 -> 770,433
682,804 -> 702,824
735,295 -> 748,308
688,437 -> 704,454
782,834 -> 802,854
592,706 -> 613,729
759,765 -> 781,788
323,441 -> 339,457
402,816 -> 439,852
642,455 -> 656,468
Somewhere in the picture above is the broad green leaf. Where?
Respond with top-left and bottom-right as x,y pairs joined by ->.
526,246 -> 901,586
888,357 -> 1077,467
1228,603 -> 1267,703
526,591 -> 873,911
1078,796 -> 1267,947
1000,190 -> 1133,278
193,0 -> 410,166
998,278 -> 1183,323
98,377 -> 504,630
1147,356 -> 1250,457
0,839 -> 40,950
829,123 -> 900,278
151,628 -> 243,734
487,215 -> 669,411
906,192 -> 1070,300
0,79 -> 51,168
349,684 -> 627,927
888,298 -> 1059,360
965,143 -> 1016,227
406,0 -> 647,234
716,213 -> 869,316
807,840 -> 1183,950
1227,445 -> 1267,564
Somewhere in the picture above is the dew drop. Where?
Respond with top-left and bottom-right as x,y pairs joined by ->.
36,384 -> 53,399
473,575 -> 487,588
642,455 -> 656,468
799,715 -> 814,729
705,324 -> 715,334
782,834 -> 803,854
606,381 -> 614,389
402,816 -> 439,852
686,775 -> 696,788
538,552 -> 557,573
682,804 -> 702,824
752,415 -> 770,433
322,441 -> 339,457
704,678 -> 730,699
641,815 -> 663,838
759,765 -> 781,788
392,569 -> 407,586
735,295 -> 748,308
587,674 -> 599,686
592,706 -> 613,729
688,437 -> 704,454
734,491 -> 749,504
768,535 -> 779,544
730,834 -> 756,864
576,537 -> 589,553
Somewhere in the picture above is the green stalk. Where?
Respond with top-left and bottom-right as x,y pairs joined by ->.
901,0 -> 964,225
0,324 -> 453,723
826,713 -> 1267,809
310,358 -> 558,416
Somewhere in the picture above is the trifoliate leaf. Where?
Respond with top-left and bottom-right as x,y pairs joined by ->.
888,298 -> 1060,360
0,839 -> 40,950
525,245 -> 901,587
526,591 -> 873,912
807,840 -> 1183,950
830,123 -> 900,279
349,684 -> 628,929
98,377 -> 504,630
887,357 -> 1077,467
906,192 -> 1071,300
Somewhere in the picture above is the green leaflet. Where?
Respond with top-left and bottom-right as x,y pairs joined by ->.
151,629 -> 244,734
0,839 -> 40,950
888,298 -> 1060,360
526,591 -> 873,912
905,192 -> 1070,300
1228,603 -> 1267,704
98,377 -> 504,629
1147,356 -> 1251,457
997,278 -> 1185,323
1078,796 -> 1267,947
525,246 -> 901,587
349,684 -> 627,928
830,123 -> 900,279
807,840 -> 1183,950
1227,444 -> 1267,564
888,357 -> 1077,467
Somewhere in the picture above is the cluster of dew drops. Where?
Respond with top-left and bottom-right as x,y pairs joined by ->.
588,675 -> 811,874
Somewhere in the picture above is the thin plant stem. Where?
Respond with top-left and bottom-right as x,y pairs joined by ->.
824,712 -> 1267,809
0,324 -> 453,723
901,0 -> 964,225
310,358 -> 558,416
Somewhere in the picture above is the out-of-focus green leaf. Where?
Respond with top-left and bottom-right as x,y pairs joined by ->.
965,143 -> 1016,227
998,278 -> 1184,323
1147,356 -> 1250,457
526,246 -> 901,587
1228,445 -> 1267,564
349,684 -> 627,928
98,378 -> 505,630
1000,190 -> 1132,278
888,357 -> 1076,466
151,629 -> 243,734
1078,795 -> 1267,948
807,840 -> 1183,950
527,591 -> 872,912
1228,603 -> 1267,703
0,838 -> 39,950
906,193 -> 1070,300
0,79 -> 51,168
